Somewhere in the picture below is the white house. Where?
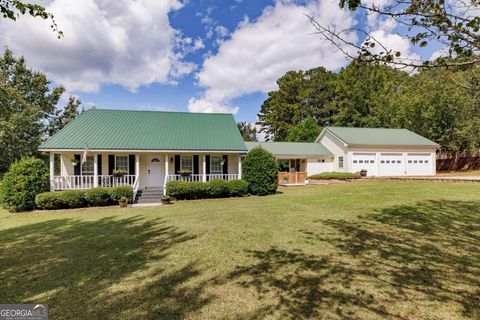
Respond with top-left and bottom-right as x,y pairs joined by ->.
39,109 -> 439,199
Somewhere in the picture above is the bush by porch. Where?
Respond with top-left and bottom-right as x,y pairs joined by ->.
35,186 -> 133,210
166,179 -> 248,200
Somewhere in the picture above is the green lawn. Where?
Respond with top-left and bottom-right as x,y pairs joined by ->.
1,180 -> 479,319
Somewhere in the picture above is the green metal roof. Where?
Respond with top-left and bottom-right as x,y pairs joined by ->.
245,142 -> 333,157
324,127 -> 439,147
39,109 -> 247,151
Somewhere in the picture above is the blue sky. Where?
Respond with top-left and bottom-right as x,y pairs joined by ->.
0,0 -> 443,123
78,0 -> 277,123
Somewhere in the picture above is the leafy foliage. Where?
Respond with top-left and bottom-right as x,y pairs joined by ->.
166,179 -> 249,200
227,180 -> 249,197
108,186 -> 134,203
84,187 -> 111,207
258,61 -> 480,155
312,1 -> 480,68
285,116 -> 321,142
47,96 -> 81,136
242,147 -> 278,196
35,186 -> 134,210
0,157 -> 49,212
258,67 -> 336,141
237,122 -> 257,141
1,0 -> 63,37
205,179 -> 229,198
0,49 -> 63,174
308,172 -> 361,180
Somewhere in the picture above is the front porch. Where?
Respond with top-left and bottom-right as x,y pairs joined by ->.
48,151 -> 243,194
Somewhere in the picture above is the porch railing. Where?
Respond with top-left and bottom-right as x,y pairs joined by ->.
52,175 -> 136,190
278,172 -> 307,185
166,174 -> 239,183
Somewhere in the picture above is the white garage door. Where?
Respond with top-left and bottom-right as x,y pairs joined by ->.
379,153 -> 404,176
406,153 -> 433,176
352,153 -> 376,176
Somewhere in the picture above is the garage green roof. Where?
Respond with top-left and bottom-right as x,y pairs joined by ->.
324,127 -> 439,147
39,109 -> 247,151
245,142 -> 333,157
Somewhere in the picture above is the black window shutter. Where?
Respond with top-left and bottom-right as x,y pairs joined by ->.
108,155 -> 115,175
129,155 -> 135,175
206,155 -> 210,174
174,155 -> 180,173
193,155 -> 199,174
74,154 -> 81,175
223,155 -> 228,174
97,155 -> 102,175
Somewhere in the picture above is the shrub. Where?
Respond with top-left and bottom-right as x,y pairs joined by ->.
0,157 -> 50,212
308,172 -> 361,180
242,147 -> 279,196
35,186 -> 134,210
166,181 -> 206,200
58,190 -> 86,208
84,187 -> 111,207
166,179 -> 249,200
35,192 -> 64,210
205,179 -> 229,198
109,186 -> 134,203
227,180 -> 249,197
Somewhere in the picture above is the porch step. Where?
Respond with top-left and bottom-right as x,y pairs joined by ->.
135,187 -> 164,204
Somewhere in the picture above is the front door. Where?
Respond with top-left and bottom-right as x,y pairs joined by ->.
148,155 -> 164,187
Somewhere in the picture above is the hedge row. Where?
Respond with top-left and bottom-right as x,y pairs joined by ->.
166,179 -> 248,200
35,186 -> 133,210
308,172 -> 361,180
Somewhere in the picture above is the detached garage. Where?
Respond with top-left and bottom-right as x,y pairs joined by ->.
316,127 -> 439,177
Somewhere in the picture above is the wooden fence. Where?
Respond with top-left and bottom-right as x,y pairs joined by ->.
278,172 -> 307,185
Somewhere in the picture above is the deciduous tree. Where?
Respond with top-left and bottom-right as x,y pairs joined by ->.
0,49 -> 64,174
285,117 -> 321,142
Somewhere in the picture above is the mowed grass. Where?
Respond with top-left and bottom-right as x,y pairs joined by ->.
1,180 -> 479,320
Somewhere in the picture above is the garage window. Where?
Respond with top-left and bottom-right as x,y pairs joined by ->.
370,160 -> 375,163
339,157 -> 344,168
425,160 -> 429,163
353,160 -> 358,163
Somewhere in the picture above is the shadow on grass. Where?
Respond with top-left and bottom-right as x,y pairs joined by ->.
229,200 -> 480,319
0,216 -> 209,319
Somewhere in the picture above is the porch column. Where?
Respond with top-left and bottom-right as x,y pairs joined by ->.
202,155 -> 207,182
93,154 -> 98,187
164,154 -> 169,195
135,153 -> 140,179
238,155 -> 242,180
49,152 -> 55,191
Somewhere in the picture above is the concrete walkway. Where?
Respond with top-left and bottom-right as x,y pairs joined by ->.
131,202 -> 162,208
376,176 -> 480,182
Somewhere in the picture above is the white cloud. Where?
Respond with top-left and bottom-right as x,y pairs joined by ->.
366,30 -> 421,68
188,0 -> 357,113
0,0 -> 196,92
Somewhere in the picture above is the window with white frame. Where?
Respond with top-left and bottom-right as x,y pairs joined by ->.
81,156 -> 94,175
210,156 -> 223,174
181,155 -> 193,172
115,156 -> 129,173
339,156 -> 344,168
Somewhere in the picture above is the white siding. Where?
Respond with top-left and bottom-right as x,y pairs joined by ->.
347,147 -> 436,176
306,158 -> 334,176
60,152 -> 76,176
317,130 -> 348,172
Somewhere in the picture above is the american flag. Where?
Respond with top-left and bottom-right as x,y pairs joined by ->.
81,143 -> 89,165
